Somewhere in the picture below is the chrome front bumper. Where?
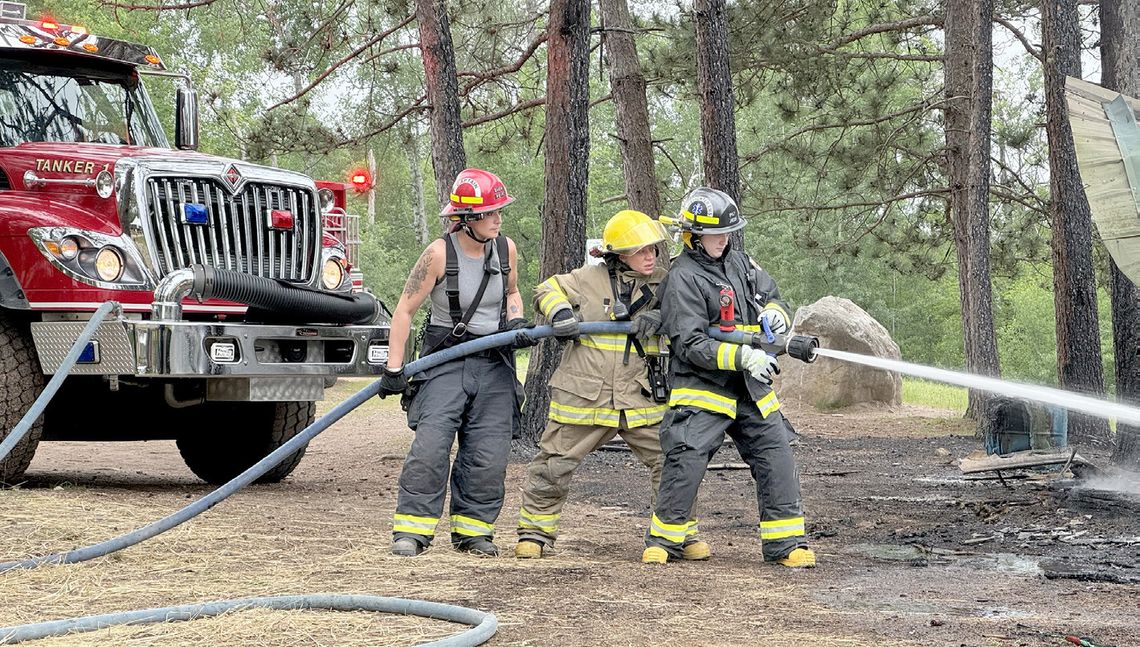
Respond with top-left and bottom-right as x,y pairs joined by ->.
31,317 -> 392,377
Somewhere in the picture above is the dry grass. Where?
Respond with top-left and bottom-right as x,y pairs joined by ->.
3,380 -> 1132,646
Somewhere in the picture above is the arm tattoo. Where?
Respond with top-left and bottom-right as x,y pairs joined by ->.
510,304 -> 520,315
403,248 -> 434,297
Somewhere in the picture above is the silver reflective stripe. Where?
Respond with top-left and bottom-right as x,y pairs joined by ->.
451,518 -> 493,536
519,512 -> 559,531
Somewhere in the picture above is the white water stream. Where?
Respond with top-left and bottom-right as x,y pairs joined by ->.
812,347 -> 1140,428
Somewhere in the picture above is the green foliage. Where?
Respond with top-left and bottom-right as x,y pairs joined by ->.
24,0 -> 1114,398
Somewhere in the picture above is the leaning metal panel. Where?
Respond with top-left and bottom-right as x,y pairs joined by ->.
206,377 -> 324,402
30,320 -> 137,374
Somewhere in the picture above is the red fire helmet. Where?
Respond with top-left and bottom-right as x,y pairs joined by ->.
440,168 -> 515,219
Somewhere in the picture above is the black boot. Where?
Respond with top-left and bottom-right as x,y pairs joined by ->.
454,536 -> 499,557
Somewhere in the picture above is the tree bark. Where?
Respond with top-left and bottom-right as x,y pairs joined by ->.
519,0 -> 591,446
693,0 -> 743,248
416,0 -> 466,228
1043,0 -> 1110,444
600,0 -> 660,218
943,0 -> 1001,437
1101,0 -> 1140,467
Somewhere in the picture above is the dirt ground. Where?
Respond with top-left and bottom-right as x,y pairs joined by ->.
2,378 -> 1138,646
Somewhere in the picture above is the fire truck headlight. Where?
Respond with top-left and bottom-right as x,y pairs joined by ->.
318,188 -> 335,213
94,170 -> 114,199
321,258 -> 345,290
95,247 -> 124,282
59,237 -> 80,261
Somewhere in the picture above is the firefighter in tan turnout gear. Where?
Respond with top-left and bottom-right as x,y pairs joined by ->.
642,187 -> 815,568
515,210 -> 708,560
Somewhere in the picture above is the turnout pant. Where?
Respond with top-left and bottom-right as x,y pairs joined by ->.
392,353 -> 515,547
517,415 -> 663,547
646,400 -> 807,561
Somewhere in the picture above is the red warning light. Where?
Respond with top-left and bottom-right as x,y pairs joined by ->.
41,20 -> 60,30
348,168 -> 373,193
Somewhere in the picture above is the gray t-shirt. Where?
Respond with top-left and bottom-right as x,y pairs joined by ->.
428,233 -> 505,336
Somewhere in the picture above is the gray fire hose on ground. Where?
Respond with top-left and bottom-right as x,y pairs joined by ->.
0,317 -> 816,644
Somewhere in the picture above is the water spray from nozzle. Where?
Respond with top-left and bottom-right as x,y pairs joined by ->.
811,347 -> 1140,428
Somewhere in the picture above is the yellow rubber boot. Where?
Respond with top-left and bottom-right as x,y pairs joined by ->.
514,540 -> 543,559
682,540 -> 711,561
641,546 -> 669,564
776,548 -> 817,568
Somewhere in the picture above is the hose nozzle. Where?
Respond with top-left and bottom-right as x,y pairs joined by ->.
786,335 -> 819,363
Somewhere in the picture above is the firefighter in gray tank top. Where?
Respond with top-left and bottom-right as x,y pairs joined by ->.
378,168 -> 532,557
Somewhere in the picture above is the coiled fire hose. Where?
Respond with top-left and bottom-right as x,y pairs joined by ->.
0,318 -> 816,644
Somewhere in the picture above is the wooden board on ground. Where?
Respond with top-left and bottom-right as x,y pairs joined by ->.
958,448 -> 1086,474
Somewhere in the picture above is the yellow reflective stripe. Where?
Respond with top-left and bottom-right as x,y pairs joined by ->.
539,292 -> 570,316
686,519 -> 700,537
624,405 -> 668,427
668,388 -> 737,418
759,516 -> 805,540
548,402 -> 623,428
578,333 -> 663,354
649,513 -> 688,543
452,193 -> 484,205
393,513 -> 438,537
682,210 -> 719,224
451,514 -> 494,537
737,324 -> 763,333
756,391 -> 781,418
518,508 -> 560,532
716,342 -> 738,370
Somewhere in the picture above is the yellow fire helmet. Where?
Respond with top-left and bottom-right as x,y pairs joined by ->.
602,209 -> 667,255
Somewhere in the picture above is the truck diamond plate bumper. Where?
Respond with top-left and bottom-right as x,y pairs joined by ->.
31,318 -> 391,377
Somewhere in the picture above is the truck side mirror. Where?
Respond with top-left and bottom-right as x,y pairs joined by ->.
175,86 -> 199,151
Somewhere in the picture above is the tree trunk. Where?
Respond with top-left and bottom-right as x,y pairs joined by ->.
416,0 -> 466,229
519,0 -> 591,447
367,148 -> 377,227
600,0 -> 660,217
600,0 -> 668,264
693,0 -> 743,248
944,0 -> 1001,438
404,128 -> 430,246
1043,0 -> 1110,444
1101,0 -> 1140,467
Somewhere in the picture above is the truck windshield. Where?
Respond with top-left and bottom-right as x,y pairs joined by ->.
0,55 -> 168,148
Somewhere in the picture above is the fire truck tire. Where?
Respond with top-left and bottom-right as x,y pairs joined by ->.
176,401 -> 314,485
0,314 -> 45,485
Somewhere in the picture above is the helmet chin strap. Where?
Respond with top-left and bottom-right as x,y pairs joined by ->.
462,219 -> 492,244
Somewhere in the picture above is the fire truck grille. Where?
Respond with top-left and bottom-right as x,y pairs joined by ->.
143,177 -> 318,281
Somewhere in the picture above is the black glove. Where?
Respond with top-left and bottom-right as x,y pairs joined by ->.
629,309 -> 663,338
502,317 -> 538,349
550,308 -> 580,340
378,365 -> 408,398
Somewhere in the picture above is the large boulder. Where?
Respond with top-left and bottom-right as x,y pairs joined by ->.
778,296 -> 901,409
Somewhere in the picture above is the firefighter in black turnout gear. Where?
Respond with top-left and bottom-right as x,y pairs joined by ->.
381,168 -> 529,558
642,187 -> 816,568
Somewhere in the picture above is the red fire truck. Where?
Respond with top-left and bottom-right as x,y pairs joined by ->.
0,5 -> 396,485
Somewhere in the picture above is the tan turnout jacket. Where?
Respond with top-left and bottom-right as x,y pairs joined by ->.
534,263 -> 668,428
